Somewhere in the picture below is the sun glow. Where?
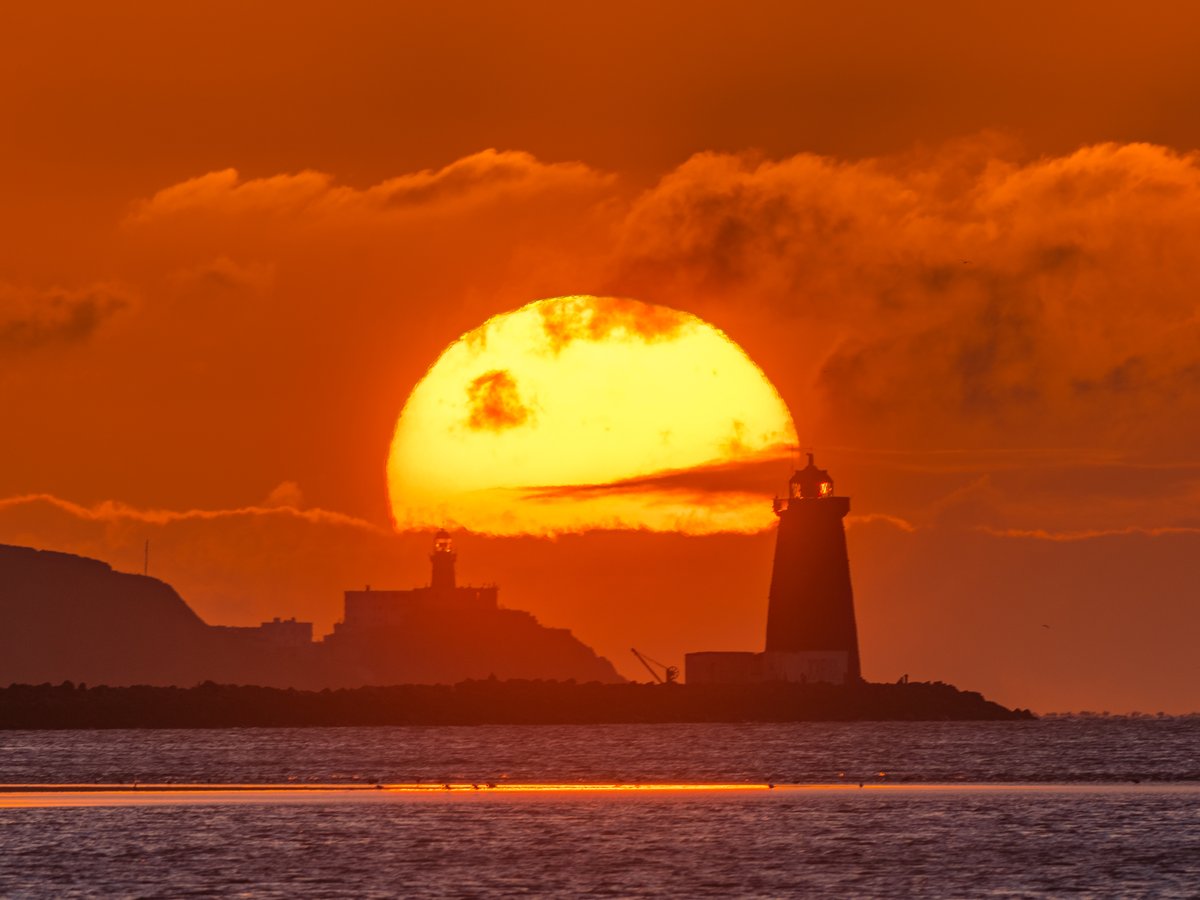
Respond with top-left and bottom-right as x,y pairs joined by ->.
387,296 -> 796,535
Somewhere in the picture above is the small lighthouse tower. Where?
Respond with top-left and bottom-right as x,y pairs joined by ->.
430,529 -> 457,594
764,454 -> 862,682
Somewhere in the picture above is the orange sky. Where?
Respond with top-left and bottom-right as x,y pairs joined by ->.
2,2 -> 1199,712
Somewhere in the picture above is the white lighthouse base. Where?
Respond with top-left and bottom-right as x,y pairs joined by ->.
685,650 -> 849,685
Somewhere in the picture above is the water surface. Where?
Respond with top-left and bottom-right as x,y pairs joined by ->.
2,717 -> 1196,784
2,719 -> 1196,897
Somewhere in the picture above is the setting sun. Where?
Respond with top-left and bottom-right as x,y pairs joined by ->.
387,296 -> 797,535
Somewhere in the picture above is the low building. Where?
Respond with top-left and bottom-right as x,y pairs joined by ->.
212,616 -> 314,648
255,616 -> 314,647
684,651 -> 762,685
685,650 -> 849,685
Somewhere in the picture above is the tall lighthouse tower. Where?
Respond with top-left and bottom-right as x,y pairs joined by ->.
764,453 -> 862,682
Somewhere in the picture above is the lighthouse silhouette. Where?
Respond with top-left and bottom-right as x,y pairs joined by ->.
685,452 -> 863,685
430,529 -> 457,595
764,453 -> 862,681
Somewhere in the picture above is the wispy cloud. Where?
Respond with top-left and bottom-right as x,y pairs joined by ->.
846,513 -> 916,532
0,493 -> 385,533
978,525 -> 1200,542
128,151 -> 612,224
827,446 -> 1200,475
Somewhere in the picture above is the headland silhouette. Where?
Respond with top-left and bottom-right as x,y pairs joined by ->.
0,535 -> 621,690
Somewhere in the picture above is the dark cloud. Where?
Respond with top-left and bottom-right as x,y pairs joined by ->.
465,370 -> 532,431
521,451 -> 791,502
537,296 -> 691,353
609,142 -> 1200,455
0,283 -> 133,349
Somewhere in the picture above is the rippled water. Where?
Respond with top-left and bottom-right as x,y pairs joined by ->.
2,716 -> 1197,784
2,719 -> 1198,897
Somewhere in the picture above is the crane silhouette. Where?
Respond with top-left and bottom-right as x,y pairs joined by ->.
630,648 -> 679,685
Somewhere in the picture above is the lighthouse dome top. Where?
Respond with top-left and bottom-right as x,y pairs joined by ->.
789,453 -> 834,499
432,529 -> 454,554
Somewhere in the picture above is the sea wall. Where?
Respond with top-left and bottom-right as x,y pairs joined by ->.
0,680 -> 1032,728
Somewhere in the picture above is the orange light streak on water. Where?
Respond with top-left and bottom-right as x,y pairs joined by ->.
2,782 -> 1198,809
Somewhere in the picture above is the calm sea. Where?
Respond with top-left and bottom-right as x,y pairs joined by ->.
1,718 -> 1197,897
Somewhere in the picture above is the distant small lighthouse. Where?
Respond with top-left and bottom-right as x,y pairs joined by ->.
430,529 -> 457,594
764,453 -> 862,681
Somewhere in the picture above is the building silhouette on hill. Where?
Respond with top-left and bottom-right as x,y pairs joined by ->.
322,531 -> 620,684
0,534 -> 621,688
330,530 -> 499,634
686,453 -> 862,685
213,616 -> 314,648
